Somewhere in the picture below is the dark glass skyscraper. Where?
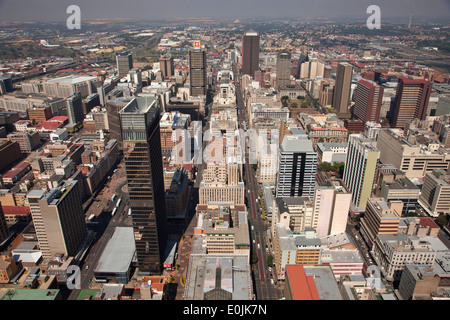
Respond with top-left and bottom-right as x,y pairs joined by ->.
189,48 -> 207,97
120,96 -> 168,275
242,30 -> 260,78
116,52 -> 133,78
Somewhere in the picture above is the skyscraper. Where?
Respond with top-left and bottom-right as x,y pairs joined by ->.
160,54 -> 174,79
106,98 -> 129,149
276,52 -> 291,88
296,53 -> 309,79
65,93 -> 84,126
242,30 -> 260,78
189,45 -> 207,97
342,134 -> 380,211
333,62 -> 353,114
276,134 -> 317,200
26,180 -> 87,259
391,77 -> 432,128
353,79 -> 384,123
116,52 -> 133,78
120,96 -> 168,275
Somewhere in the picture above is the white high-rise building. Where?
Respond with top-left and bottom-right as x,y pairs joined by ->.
313,183 -> 352,237
342,134 -> 380,211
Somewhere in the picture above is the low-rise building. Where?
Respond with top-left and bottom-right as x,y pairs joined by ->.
372,235 -> 436,282
298,113 -> 348,144
317,142 -> 347,164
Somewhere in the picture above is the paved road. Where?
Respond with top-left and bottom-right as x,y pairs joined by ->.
233,63 -> 281,300
68,163 -> 130,300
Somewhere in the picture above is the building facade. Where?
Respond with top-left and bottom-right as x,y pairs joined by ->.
120,96 -> 168,275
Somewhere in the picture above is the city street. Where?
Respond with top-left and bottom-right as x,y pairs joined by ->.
67,162 -> 131,300
234,63 -> 282,300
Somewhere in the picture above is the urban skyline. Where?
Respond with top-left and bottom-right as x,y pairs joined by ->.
0,0 -> 450,22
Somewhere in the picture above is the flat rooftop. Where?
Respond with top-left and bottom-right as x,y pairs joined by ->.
94,227 -> 135,274
47,75 -> 97,84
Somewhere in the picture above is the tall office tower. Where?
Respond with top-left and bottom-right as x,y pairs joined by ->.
189,46 -> 207,97
313,184 -> 352,238
308,60 -> 325,79
65,93 -> 84,126
0,75 -> 14,95
343,134 -> 380,211
26,180 -> 87,259
391,77 -> 432,128
276,134 -> 317,200
120,96 -> 168,275
296,53 -> 309,79
106,98 -> 129,149
276,52 -> 291,88
0,204 -> 8,241
242,30 -> 260,78
333,62 -> 353,114
116,52 -> 133,78
353,79 -> 384,123
160,54 -> 174,79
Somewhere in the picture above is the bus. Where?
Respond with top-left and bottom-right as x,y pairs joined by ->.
111,194 -> 117,202
116,198 -> 121,208
111,208 -> 117,217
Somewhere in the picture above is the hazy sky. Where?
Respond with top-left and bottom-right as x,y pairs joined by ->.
0,0 -> 449,21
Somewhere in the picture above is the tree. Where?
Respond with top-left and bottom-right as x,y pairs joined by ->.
251,250 -> 259,264
436,213 -> 449,227
267,255 -> 273,267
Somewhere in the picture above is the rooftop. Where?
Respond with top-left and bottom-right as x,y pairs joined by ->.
280,134 -> 314,153
94,227 -> 135,274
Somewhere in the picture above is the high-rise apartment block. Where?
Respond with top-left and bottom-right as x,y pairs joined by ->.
353,79 -> 384,123
120,96 -> 168,275
391,77 -> 432,128
333,62 -> 353,114
26,180 -> 87,260
242,30 -> 260,78
343,134 -> 380,211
